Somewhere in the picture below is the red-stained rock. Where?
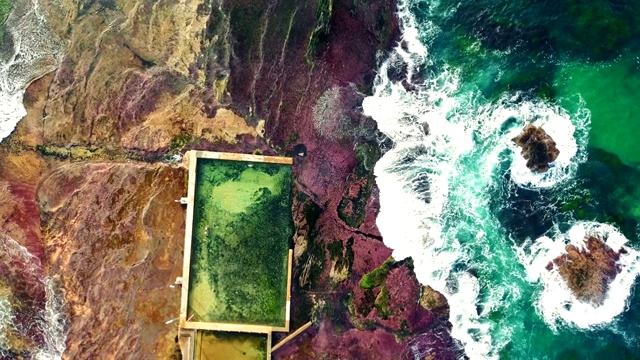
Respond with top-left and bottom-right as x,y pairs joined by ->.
276,319 -> 460,360
0,152 -> 47,261
38,163 -> 186,359
350,261 -> 438,335
311,325 -> 405,360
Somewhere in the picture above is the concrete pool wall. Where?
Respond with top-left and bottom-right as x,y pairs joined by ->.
178,151 -> 294,359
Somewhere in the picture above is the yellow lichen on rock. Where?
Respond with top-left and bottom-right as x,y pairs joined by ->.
329,258 -> 349,284
120,86 -> 257,151
0,181 -> 17,224
0,152 -> 45,184
196,108 -> 258,145
419,285 -> 448,315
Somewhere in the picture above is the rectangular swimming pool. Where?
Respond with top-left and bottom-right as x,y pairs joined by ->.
181,152 -> 293,330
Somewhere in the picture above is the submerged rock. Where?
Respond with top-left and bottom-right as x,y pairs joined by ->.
512,124 -> 560,172
548,236 -> 624,306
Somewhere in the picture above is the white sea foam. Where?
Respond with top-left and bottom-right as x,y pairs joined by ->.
0,0 -> 63,143
0,236 -> 68,359
363,0 -> 593,358
517,221 -> 640,330
364,1 -> 496,357
503,99 -> 590,189
34,277 -> 68,360
0,295 -> 12,350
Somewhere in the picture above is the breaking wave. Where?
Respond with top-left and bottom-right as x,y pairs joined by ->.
518,221 -> 640,329
361,0 -> 640,358
0,236 -> 68,359
0,0 -> 63,142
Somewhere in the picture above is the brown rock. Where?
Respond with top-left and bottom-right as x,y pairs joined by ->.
512,124 -> 560,172
38,163 -> 186,359
551,236 -> 623,306
38,0 -> 263,154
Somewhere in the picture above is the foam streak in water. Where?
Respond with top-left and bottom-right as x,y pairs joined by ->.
364,1 -> 494,357
363,0 -> 591,358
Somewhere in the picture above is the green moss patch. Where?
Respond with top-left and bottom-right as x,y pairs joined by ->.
359,257 -> 395,289
306,0 -> 334,65
374,284 -> 390,319
0,0 -> 10,40
0,0 -> 10,22
188,158 -> 293,326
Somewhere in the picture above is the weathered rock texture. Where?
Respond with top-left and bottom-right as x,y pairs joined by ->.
512,124 -> 560,172
39,163 -> 186,358
0,0 -> 460,358
40,0 -> 266,155
548,236 -> 625,306
0,236 -> 49,357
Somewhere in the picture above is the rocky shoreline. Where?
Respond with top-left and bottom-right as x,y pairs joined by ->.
0,0 -> 460,359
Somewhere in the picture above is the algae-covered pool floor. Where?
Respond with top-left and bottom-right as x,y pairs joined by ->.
188,157 -> 292,327
194,331 -> 267,360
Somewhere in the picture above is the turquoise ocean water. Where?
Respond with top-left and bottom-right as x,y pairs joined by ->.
364,0 -> 640,359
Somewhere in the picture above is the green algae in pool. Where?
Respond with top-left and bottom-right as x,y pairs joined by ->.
188,158 -> 292,327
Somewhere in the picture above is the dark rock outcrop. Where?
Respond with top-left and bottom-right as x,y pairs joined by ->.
547,236 -> 625,306
512,124 -> 560,172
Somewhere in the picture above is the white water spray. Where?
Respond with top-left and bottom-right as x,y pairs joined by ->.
0,0 -> 63,142
0,236 -> 68,359
518,221 -> 640,329
362,0 -> 590,358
